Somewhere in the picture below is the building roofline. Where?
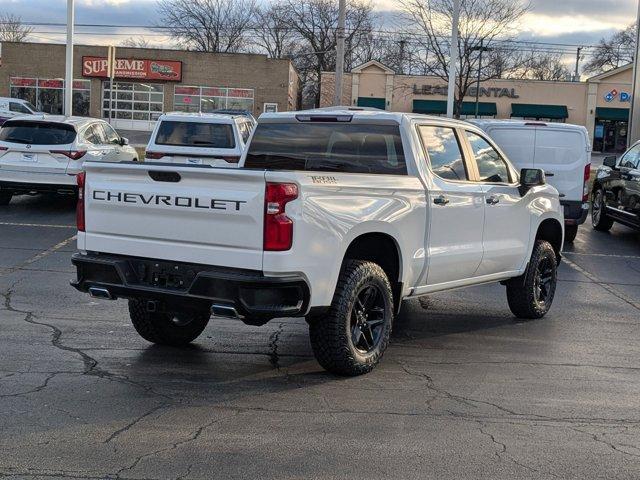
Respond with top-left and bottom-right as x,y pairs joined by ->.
351,60 -> 396,74
586,63 -> 633,82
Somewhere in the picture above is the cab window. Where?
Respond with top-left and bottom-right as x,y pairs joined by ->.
84,124 -> 106,145
10,102 -> 31,114
417,125 -> 469,181
619,144 -> 640,169
466,131 -> 512,183
100,123 -> 121,145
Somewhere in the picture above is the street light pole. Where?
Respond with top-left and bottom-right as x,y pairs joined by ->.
446,0 -> 460,118
628,0 -> 640,147
334,0 -> 346,106
64,0 -> 75,117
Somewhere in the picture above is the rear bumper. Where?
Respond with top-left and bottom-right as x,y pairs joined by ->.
70,253 -> 310,323
561,200 -> 589,226
0,169 -> 77,194
0,180 -> 77,195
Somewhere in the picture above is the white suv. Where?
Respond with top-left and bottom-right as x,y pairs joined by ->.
0,115 -> 138,205
144,112 -> 255,167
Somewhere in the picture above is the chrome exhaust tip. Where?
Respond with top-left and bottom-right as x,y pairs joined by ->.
88,287 -> 114,300
211,304 -> 241,319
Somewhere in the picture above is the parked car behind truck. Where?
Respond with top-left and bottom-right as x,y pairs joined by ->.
470,120 -> 590,243
71,109 -> 564,376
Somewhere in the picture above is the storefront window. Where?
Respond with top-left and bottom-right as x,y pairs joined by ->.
103,81 -> 164,123
174,86 -> 254,113
10,77 -> 91,115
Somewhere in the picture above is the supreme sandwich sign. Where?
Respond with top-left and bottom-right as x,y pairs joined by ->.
82,56 -> 182,81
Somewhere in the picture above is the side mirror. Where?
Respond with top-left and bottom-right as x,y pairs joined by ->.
519,168 -> 546,196
120,137 -> 129,146
603,155 -> 617,168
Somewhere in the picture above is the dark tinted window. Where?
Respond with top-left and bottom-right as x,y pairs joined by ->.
620,144 -> 640,169
466,132 -> 511,183
418,125 -> 468,181
10,102 -> 30,114
0,121 -> 76,145
155,121 -> 235,148
244,123 -> 406,175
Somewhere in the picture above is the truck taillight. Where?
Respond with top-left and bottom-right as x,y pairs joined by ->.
76,172 -> 86,232
583,163 -> 591,202
264,182 -> 298,251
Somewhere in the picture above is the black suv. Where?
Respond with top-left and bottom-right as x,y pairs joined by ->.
591,143 -> 640,232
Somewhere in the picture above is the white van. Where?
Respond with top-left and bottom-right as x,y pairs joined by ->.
145,112 -> 255,167
0,97 -> 39,125
469,120 -> 591,242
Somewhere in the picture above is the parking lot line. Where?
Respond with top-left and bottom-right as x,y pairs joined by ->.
0,221 -> 76,229
1,235 -> 77,277
564,252 -> 640,260
563,257 -> 640,311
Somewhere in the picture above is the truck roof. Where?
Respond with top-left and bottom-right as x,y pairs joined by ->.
468,118 -> 589,133
159,112 -> 243,123
259,108 -> 473,128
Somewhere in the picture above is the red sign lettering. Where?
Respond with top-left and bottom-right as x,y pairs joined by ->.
82,56 -> 182,81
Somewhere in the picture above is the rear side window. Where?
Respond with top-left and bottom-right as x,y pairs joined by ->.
0,121 -> 76,145
155,121 -> 236,148
418,125 -> 468,181
10,102 -> 31,114
83,124 -> 106,145
244,123 -> 406,175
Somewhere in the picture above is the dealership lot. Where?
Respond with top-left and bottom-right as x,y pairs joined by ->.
1,195 -> 639,479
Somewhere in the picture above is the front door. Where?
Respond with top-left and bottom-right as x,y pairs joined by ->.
463,130 -> 531,275
417,124 -> 485,286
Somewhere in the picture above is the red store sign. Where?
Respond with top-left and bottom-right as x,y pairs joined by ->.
82,56 -> 182,81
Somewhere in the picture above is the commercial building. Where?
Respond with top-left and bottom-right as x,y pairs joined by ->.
321,60 -> 634,152
0,42 -> 299,131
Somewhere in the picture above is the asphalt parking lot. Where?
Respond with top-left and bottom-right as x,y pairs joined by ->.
1,194 -> 639,480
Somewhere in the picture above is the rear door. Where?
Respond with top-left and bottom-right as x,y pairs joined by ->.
0,120 -> 77,175
81,162 -> 266,269
618,145 -> 640,225
532,126 -> 589,202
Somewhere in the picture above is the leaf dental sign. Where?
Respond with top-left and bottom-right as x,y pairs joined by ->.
413,84 -> 520,99
82,56 -> 182,81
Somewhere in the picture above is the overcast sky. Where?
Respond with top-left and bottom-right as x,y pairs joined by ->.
0,0 -> 637,48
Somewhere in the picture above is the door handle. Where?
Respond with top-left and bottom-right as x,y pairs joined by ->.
486,195 -> 500,205
433,195 -> 449,206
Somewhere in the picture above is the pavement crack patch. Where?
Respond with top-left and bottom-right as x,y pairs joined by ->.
477,423 -> 507,461
113,410 -> 240,478
570,426 -> 640,459
268,322 -> 284,369
103,404 -> 168,444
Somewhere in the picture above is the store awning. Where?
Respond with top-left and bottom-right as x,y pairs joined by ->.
413,100 -> 447,114
511,103 -> 568,120
357,97 -> 386,110
595,107 -> 629,122
460,102 -> 497,116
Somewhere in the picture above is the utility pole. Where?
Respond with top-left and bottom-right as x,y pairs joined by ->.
628,0 -> 640,147
334,0 -> 346,106
64,0 -> 75,116
472,41 -> 490,118
446,0 -> 460,118
574,46 -> 583,82
399,39 -> 406,75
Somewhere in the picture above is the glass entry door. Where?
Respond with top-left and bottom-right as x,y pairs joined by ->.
103,81 -> 164,131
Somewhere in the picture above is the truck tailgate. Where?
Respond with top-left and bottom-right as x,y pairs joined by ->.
80,162 -> 265,270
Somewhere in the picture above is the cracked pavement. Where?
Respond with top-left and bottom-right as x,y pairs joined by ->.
1,195 -> 640,479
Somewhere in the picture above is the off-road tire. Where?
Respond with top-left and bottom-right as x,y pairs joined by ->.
309,260 -> 394,376
591,187 -> 614,232
564,224 -> 578,243
0,192 -> 12,206
128,299 -> 210,346
506,240 -> 558,319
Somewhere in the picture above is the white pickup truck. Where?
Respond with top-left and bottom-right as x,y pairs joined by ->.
71,109 -> 564,376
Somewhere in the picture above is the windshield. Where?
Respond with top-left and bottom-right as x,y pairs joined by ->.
0,121 -> 76,145
155,121 -> 236,148
23,102 -> 38,112
244,122 -> 407,175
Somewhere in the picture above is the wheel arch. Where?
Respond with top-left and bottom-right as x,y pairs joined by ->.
535,218 -> 563,263
341,232 -> 403,314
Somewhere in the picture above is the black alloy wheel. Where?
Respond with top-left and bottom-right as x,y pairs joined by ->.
533,256 -> 555,309
350,284 -> 386,353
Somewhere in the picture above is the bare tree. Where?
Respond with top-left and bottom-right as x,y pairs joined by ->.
156,0 -> 257,53
252,3 -> 298,59
282,0 -> 375,107
0,13 -> 33,42
120,37 -> 153,49
517,52 -> 572,81
397,0 -> 530,116
583,24 -> 636,75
